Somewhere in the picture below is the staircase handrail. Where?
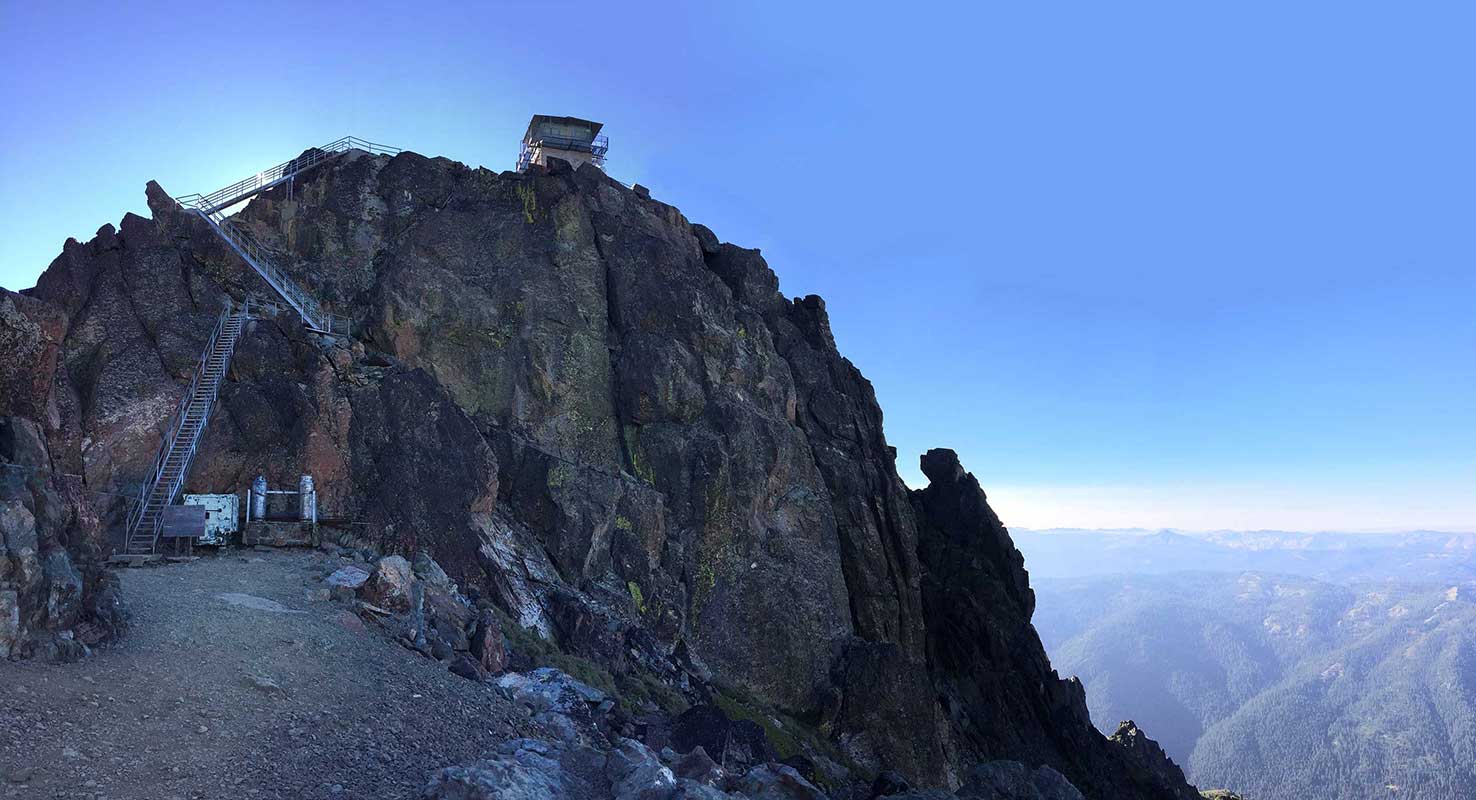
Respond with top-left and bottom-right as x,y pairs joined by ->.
220,220 -> 320,321
197,212 -> 329,332
242,294 -> 352,336
125,301 -> 234,541
172,136 -> 399,334
174,136 -> 400,214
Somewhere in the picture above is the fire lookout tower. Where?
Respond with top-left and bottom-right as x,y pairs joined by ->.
516,115 -> 608,172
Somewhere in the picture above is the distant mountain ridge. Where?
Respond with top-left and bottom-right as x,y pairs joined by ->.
1018,528 -> 1476,800
1013,528 -> 1476,583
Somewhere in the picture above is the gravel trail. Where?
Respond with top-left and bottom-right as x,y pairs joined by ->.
0,549 -> 532,800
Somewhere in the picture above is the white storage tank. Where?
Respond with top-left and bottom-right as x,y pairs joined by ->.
251,475 -> 267,520
299,475 -> 316,523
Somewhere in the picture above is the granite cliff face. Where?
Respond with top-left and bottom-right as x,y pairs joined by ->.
5,148 -> 1196,797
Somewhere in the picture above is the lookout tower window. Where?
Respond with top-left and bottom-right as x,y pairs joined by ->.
517,114 -> 608,173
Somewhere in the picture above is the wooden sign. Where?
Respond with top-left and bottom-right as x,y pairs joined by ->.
159,505 -> 207,540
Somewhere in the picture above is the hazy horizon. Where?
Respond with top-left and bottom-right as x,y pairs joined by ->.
1012,525 -> 1476,536
982,479 -> 1476,532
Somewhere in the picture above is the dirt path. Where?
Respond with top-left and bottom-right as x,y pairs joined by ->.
0,549 -> 533,800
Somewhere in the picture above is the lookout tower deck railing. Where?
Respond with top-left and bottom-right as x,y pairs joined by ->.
517,133 -> 608,172
517,115 -> 607,172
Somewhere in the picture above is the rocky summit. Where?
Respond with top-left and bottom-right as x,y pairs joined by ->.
1,147 -> 1199,798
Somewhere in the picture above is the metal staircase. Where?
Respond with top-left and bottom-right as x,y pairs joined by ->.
195,212 -> 338,333
122,137 -> 399,554
174,136 -> 399,334
124,301 -> 252,554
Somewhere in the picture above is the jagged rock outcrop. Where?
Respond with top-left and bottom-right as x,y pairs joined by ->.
1108,721 -> 1200,800
0,290 -> 123,660
421,733 -> 833,800
5,147 -> 1198,797
909,449 -> 1189,798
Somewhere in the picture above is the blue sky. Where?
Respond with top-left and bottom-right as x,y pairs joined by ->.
2,2 -> 1472,530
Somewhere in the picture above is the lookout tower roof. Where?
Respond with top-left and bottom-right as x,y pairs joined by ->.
522,115 -> 604,142
517,114 -> 609,172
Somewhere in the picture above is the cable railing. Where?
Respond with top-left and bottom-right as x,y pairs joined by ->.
175,136 -> 400,215
198,212 -> 329,332
171,136 -> 394,335
240,294 -> 351,336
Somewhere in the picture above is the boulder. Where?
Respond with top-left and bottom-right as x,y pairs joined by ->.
420,756 -> 570,799
1027,768 -> 1085,800
955,761 -> 1085,800
0,497 -> 39,559
471,607 -> 508,674
497,667 -> 606,716
362,555 -> 415,611
325,565 -> 371,589
534,710 -> 582,743
669,705 -> 774,773
84,571 -> 126,641
671,746 -> 723,787
399,582 -> 432,656
448,652 -> 486,682
607,738 -> 677,800
733,762 -> 827,800
423,584 -> 474,650
0,590 -> 20,657
37,631 -> 89,664
41,549 -> 83,629
0,497 -> 42,603
671,783 -> 732,800
420,738 -> 606,800
780,755 -> 818,784
413,550 -> 456,589
871,770 -> 911,797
